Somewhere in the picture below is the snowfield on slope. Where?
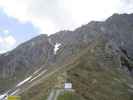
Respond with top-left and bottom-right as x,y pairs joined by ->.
16,76 -> 32,87
54,43 -> 61,54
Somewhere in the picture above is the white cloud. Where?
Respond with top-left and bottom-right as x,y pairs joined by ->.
0,29 -> 16,53
3,29 -> 9,35
0,36 -> 3,43
0,29 -> 10,35
0,35 -> 16,53
4,35 -> 16,46
0,0 -> 133,35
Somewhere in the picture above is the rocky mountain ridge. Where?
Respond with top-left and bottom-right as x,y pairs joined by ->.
0,13 -> 133,97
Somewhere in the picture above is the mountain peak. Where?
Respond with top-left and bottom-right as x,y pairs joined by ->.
1,13 -> 133,100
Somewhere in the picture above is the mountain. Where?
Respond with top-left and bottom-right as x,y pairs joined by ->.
0,34 -> 54,92
0,13 -> 133,100
20,35 -> 133,100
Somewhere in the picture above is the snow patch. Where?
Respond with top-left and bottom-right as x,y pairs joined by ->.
29,69 -> 47,82
54,43 -> 61,54
16,76 -> 32,87
4,52 -> 9,56
0,93 -> 8,99
10,89 -> 20,96
33,67 -> 43,75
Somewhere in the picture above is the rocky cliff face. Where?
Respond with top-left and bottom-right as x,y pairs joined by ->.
0,13 -> 133,96
0,34 -> 55,92
0,35 -> 54,77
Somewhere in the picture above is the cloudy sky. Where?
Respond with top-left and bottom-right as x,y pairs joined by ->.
0,0 -> 133,53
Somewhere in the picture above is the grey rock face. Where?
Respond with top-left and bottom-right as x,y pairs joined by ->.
0,34 -> 54,78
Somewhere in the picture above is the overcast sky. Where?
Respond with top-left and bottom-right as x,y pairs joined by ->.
0,0 -> 133,53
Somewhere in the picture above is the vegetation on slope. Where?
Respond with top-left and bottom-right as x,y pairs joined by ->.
57,92 -> 81,100
67,37 -> 133,100
20,36 -> 133,100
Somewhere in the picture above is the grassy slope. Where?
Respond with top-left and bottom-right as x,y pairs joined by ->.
21,36 -> 133,100
57,92 -> 82,100
68,37 -> 133,100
